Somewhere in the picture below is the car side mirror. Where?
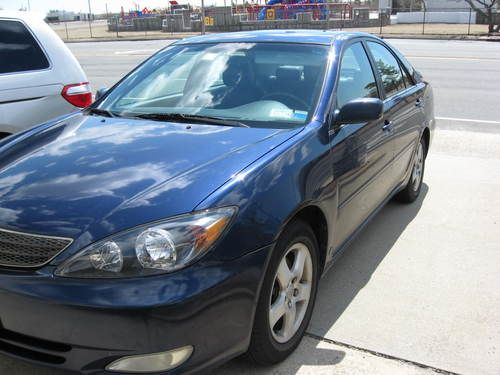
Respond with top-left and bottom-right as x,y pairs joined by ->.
95,87 -> 109,101
334,98 -> 384,126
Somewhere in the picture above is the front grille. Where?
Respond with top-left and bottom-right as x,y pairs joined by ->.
0,228 -> 73,268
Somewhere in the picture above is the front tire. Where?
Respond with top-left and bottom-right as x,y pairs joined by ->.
247,220 -> 319,365
396,137 -> 426,203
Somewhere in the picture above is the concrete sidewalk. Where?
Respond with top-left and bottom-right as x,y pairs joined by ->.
308,134 -> 500,375
217,335 -> 437,375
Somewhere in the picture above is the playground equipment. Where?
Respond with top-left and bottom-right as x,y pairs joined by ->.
257,0 -> 329,21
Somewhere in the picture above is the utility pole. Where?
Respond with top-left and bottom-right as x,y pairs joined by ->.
87,0 -> 93,38
201,0 -> 206,35
223,0 -> 227,31
27,0 -> 31,11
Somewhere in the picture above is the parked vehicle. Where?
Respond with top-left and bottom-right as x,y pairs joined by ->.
0,11 -> 90,139
0,30 -> 434,374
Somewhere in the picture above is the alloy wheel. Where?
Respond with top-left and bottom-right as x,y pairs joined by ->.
268,242 -> 313,343
411,142 -> 424,191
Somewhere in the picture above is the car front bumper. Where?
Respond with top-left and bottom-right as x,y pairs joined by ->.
0,244 -> 272,374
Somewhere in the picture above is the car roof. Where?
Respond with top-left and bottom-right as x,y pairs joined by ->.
0,10 -> 87,85
0,10 -> 42,21
176,30 -> 377,46
0,11 -> 53,31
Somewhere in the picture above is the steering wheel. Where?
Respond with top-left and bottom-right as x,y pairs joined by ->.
261,92 -> 309,110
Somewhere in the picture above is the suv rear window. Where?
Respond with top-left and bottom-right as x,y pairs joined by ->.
0,19 -> 50,74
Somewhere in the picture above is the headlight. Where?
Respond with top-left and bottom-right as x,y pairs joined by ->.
55,207 -> 236,278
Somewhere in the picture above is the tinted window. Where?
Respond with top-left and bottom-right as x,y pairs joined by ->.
367,41 -> 405,98
0,20 -> 50,74
336,42 -> 379,108
99,43 -> 330,128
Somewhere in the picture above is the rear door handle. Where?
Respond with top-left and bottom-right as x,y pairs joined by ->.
382,120 -> 393,133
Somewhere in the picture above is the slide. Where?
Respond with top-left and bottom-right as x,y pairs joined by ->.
257,0 -> 328,21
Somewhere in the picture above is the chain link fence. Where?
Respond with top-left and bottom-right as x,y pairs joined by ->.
49,6 -> 498,42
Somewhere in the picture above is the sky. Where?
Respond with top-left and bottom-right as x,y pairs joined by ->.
0,0 -> 230,15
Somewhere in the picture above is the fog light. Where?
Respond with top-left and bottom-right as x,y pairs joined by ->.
106,346 -> 193,373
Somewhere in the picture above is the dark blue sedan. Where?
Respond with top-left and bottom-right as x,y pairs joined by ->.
0,30 -> 434,374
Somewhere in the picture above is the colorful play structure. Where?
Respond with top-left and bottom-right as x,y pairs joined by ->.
257,0 -> 330,21
108,1 -> 358,33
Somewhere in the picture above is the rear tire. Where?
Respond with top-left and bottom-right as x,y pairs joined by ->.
396,137 -> 426,203
247,220 -> 319,365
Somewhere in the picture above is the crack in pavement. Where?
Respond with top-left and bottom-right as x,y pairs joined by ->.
305,332 -> 462,375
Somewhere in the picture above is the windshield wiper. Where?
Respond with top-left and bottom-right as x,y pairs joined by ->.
86,107 -> 118,118
128,113 -> 249,128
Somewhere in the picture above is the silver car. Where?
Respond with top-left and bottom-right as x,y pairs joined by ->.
0,11 -> 90,139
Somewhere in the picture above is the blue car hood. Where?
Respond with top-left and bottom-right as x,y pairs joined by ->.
0,113 -> 300,246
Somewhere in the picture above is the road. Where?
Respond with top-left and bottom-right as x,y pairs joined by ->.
1,38 -> 499,375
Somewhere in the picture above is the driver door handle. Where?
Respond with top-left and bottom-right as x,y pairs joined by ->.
382,120 -> 393,133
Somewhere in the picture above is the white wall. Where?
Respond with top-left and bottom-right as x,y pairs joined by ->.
396,11 -> 476,24
425,0 -> 472,10
423,0 -> 498,10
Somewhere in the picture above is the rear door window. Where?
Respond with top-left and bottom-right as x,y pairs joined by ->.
0,19 -> 50,74
336,42 -> 379,108
367,41 -> 406,98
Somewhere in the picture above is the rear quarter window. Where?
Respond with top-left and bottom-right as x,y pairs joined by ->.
386,41 -> 417,82
0,19 -> 50,74
367,41 -> 406,98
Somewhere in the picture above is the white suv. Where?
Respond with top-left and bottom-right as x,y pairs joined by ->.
0,11 -> 90,138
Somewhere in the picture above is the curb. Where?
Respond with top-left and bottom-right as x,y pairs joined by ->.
64,36 -> 190,43
380,34 -> 500,42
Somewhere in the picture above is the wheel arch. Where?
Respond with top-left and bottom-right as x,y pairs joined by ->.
422,127 -> 430,157
276,204 -> 329,274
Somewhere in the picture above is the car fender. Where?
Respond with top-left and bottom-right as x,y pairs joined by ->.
195,122 -> 336,263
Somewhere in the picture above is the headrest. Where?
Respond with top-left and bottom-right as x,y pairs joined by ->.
222,56 -> 250,87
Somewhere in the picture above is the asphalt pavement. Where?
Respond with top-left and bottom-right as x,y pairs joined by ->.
0,38 -> 499,375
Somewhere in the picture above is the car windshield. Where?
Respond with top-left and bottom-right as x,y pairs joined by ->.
96,42 -> 329,128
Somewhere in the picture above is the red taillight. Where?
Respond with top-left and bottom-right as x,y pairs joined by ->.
61,82 -> 92,108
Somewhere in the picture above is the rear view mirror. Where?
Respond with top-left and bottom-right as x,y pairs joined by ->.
95,87 -> 109,101
334,98 -> 384,125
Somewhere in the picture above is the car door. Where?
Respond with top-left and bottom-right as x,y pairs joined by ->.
389,44 -> 427,184
330,41 -> 395,249
365,40 -> 425,186
0,18 -> 64,136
